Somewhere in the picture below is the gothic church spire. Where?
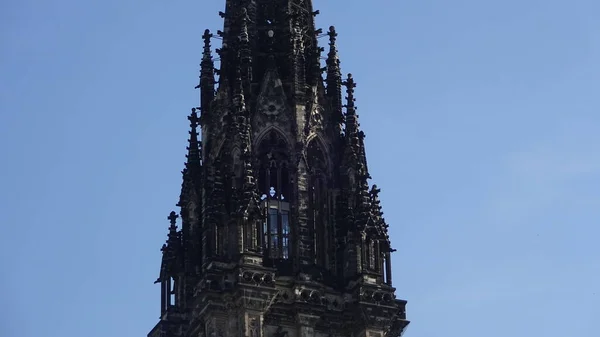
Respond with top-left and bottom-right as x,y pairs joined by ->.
148,2 -> 409,337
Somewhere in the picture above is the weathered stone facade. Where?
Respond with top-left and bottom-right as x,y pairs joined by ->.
148,1 -> 409,337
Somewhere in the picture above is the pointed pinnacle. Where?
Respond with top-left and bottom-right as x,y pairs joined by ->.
342,73 -> 358,123
168,211 -> 178,226
327,26 -> 338,50
202,29 -> 213,60
185,108 -> 201,167
343,73 -> 356,105
167,211 -> 179,241
188,108 -> 200,128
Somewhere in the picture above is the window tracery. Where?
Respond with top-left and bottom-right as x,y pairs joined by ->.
256,131 -> 291,260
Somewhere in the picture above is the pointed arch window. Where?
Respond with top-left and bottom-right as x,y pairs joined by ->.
382,243 -> 393,285
162,276 -> 177,312
364,239 -> 376,271
307,139 -> 330,268
257,131 -> 291,260
363,229 -> 384,277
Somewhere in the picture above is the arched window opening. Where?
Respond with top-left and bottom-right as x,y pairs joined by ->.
257,131 -> 291,260
307,139 -> 329,268
384,251 -> 393,285
382,253 -> 388,281
364,239 -> 371,270
363,237 -> 382,274
208,160 -> 228,258
169,277 -> 176,306
372,240 -> 379,271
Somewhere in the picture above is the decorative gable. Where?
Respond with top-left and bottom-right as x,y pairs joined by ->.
256,63 -> 288,117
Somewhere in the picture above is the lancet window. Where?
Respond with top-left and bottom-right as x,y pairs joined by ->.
170,277 -> 176,305
364,238 -> 378,271
383,245 -> 393,285
205,159 -> 228,259
161,276 -> 177,312
257,131 -> 291,260
307,139 -> 329,268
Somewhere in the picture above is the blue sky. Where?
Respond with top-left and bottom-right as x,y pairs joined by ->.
0,0 -> 598,336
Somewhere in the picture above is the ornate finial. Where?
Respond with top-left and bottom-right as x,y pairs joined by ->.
370,185 -> 383,215
340,73 -> 369,175
343,73 -> 356,91
185,108 -> 201,167
340,73 -> 369,208
180,107 -> 202,207
342,73 -> 357,114
326,26 -> 339,64
327,26 -> 338,46
168,211 -> 178,228
166,211 -> 179,248
202,29 -> 213,60
189,108 -> 199,128
371,184 -> 381,196
326,26 -> 343,127
198,29 -> 215,110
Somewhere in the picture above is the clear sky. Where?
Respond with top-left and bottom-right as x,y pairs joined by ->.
0,0 -> 598,336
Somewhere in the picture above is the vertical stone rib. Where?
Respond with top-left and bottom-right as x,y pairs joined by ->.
326,26 -> 343,131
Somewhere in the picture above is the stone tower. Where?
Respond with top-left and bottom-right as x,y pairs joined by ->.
148,1 -> 409,337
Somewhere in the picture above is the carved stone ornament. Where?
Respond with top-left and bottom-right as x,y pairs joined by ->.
309,106 -> 323,129
308,86 -> 324,130
257,66 -> 288,117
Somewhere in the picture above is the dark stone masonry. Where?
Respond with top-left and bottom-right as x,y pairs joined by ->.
148,1 -> 409,337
